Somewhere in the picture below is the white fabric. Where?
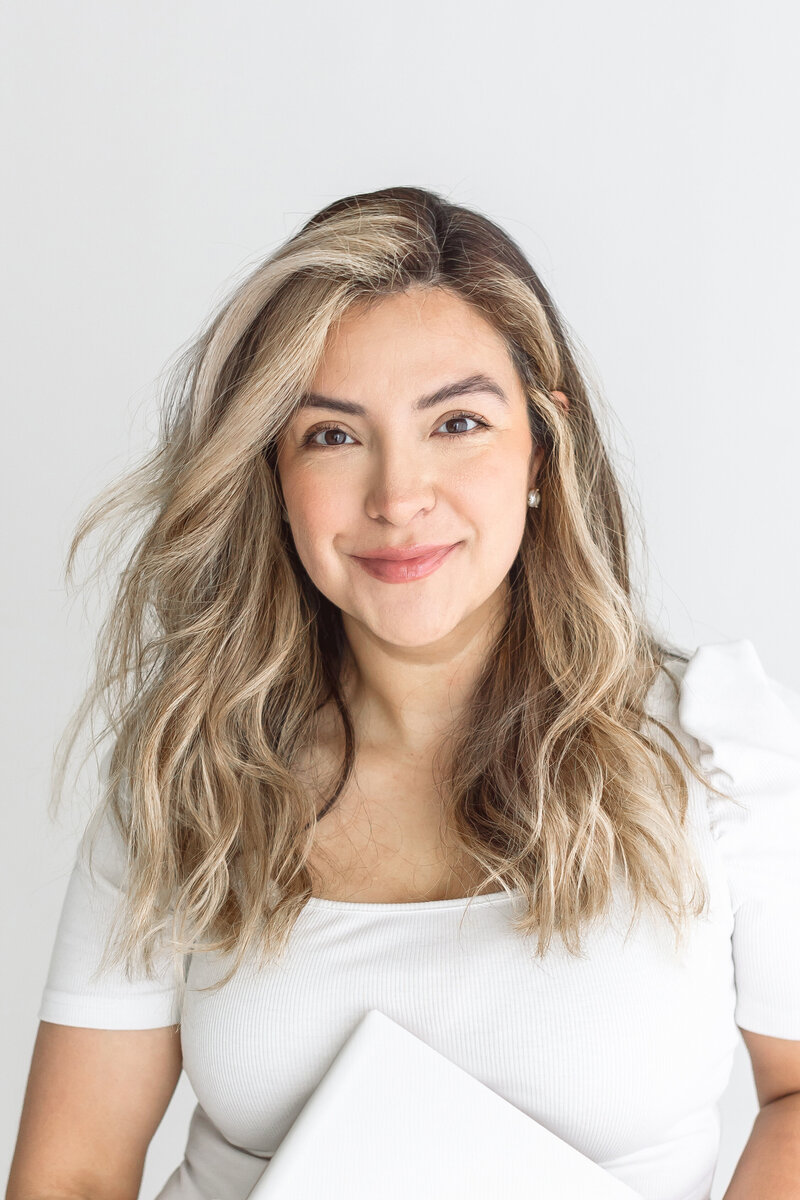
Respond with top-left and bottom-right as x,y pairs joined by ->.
37,638 -> 800,1200
250,1008 -> 644,1198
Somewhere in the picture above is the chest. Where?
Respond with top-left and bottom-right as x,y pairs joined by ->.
299,741 -> 494,903
180,865 -> 739,1173
179,776 -> 739,1196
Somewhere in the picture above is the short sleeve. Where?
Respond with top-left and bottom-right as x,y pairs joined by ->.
677,637 -> 800,1039
37,748 -> 185,1029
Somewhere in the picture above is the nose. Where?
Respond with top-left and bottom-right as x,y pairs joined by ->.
363,448 -> 437,524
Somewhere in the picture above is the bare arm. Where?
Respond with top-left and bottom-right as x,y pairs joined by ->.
5,1020 -> 183,1200
722,1091 -> 800,1199
722,1028 -> 800,1199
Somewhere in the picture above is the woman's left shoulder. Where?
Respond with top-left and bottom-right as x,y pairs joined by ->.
655,637 -> 800,1039
666,637 -> 800,793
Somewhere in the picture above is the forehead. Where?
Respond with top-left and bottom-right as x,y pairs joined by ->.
310,287 -> 519,395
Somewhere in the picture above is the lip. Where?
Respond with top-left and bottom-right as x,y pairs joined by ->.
353,543 -> 455,562
350,542 -> 460,583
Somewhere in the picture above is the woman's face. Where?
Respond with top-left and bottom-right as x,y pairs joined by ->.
276,286 -> 553,650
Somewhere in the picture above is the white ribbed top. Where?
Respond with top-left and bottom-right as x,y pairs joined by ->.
37,639 -> 800,1200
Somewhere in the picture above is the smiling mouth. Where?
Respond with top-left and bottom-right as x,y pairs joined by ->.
350,543 -> 460,583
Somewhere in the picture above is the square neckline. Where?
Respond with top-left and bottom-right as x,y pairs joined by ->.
303,888 -> 516,912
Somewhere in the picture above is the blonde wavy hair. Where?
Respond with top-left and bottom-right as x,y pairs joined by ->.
51,184 -> 732,999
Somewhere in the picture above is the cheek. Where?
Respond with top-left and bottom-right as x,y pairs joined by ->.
288,470 -> 349,528
462,462 -> 530,556
458,456 -> 527,512
286,479 -> 353,576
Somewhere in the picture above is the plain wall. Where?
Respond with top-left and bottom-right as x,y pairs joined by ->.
2,2 -> 798,1197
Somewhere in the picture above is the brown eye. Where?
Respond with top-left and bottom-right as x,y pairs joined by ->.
301,425 -> 355,448
436,412 -> 488,438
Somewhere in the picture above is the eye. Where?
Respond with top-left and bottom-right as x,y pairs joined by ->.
300,410 -> 489,449
300,424 -> 356,449
436,411 -> 488,438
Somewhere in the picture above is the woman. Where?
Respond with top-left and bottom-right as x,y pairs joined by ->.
8,185 -> 800,1200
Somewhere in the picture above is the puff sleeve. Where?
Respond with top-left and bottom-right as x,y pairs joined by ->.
37,749 -> 185,1029
678,638 -> 800,1039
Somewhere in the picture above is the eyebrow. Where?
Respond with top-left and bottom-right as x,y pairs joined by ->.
298,372 -> 509,417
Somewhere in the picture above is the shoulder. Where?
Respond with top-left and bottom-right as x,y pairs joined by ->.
646,638 -> 800,889
653,639 -> 800,1040
663,638 -> 800,794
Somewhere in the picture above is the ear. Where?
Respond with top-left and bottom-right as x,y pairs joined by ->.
551,389 -> 570,412
529,442 -> 546,488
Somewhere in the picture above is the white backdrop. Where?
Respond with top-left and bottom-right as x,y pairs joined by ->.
2,2 -> 798,1197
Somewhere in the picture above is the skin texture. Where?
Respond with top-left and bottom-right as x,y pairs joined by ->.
277,286 -> 568,761
6,1022 -> 183,1200
722,1029 -> 800,1198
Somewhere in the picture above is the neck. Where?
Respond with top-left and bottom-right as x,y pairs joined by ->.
339,582 -> 510,760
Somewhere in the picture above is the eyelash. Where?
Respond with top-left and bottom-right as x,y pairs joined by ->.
300,410 -> 490,449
